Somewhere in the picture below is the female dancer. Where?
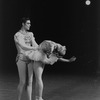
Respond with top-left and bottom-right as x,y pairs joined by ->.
25,40 -> 76,64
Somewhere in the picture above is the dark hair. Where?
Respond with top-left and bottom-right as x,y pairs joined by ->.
21,17 -> 30,24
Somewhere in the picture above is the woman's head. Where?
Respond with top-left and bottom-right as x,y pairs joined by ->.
21,17 -> 31,31
40,40 -> 66,58
53,44 -> 66,58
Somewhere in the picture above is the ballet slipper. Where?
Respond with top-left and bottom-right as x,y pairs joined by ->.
35,96 -> 44,100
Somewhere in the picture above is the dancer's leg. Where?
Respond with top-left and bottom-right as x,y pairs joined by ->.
33,61 -> 45,100
27,62 -> 34,100
17,60 -> 26,100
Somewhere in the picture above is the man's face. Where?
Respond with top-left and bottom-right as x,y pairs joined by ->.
23,20 -> 31,30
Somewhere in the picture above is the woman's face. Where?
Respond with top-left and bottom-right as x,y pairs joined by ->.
23,20 -> 31,30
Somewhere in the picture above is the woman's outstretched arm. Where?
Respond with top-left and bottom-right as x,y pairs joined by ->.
59,56 -> 76,62
59,58 -> 70,62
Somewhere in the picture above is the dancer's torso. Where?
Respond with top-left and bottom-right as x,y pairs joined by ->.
15,30 -> 35,62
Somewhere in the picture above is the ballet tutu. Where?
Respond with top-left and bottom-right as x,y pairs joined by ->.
25,50 -> 45,61
25,40 -> 66,64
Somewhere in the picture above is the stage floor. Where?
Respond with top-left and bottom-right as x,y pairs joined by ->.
0,73 -> 100,100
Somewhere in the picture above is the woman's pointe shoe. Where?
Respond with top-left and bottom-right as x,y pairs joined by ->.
35,96 -> 44,100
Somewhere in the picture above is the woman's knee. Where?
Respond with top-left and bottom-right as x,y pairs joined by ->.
36,78 -> 43,87
36,76 -> 42,82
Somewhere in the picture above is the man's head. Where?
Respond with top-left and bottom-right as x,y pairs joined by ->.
21,17 -> 31,30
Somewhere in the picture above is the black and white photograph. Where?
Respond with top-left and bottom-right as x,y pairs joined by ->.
0,0 -> 100,100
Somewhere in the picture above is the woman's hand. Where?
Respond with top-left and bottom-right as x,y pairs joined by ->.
69,56 -> 76,62
59,56 -> 76,62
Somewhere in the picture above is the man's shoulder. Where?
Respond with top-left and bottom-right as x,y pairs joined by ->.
28,32 -> 33,35
14,31 -> 22,37
28,32 -> 34,37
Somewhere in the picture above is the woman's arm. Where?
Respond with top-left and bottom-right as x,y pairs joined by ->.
43,54 -> 58,65
59,58 -> 70,62
14,32 -> 37,50
59,56 -> 76,62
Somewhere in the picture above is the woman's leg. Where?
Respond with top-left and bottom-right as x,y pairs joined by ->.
33,61 -> 45,100
17,60 -> 26,100
27,62 -> 34,100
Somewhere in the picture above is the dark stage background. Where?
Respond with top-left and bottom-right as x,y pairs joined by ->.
0,0 -> 100,76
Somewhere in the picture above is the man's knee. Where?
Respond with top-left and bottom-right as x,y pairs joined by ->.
19,80 -> 26,86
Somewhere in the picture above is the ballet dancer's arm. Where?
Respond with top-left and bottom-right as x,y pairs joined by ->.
59,56 -> 76,62
31,32 -> 39,48
59,58 -> 70,62
43,54 -> 58,65
14,32 -> 37,50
